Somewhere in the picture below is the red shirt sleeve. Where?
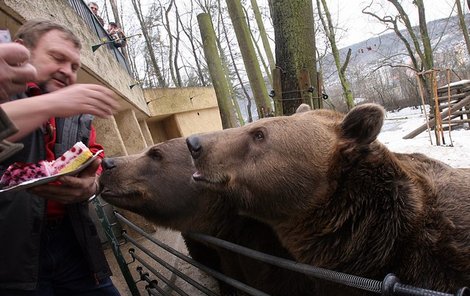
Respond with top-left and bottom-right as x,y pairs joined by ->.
88,125 -> 104,175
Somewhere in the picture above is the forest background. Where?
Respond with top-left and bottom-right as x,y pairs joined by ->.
92,0 -> 470,124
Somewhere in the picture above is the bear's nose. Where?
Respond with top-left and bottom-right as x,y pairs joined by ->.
101,158 -> 116,170
186,136 -> 202,159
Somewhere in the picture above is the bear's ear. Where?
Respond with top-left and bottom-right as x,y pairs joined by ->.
340,103 -> 385,145
295,103 -> 311,113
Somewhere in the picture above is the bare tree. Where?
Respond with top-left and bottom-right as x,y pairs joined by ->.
362,0 -> 435,101
250,0 -> 275,82
269,0 -> 320,115
161,0 -> 180,86
226,0 -> 272,118
317,0 -> 354,110
218,0 -> 250,124
177,0 -> 208,86
455,0 -> 470,56
198,13 -> 239,128
130,0 -> 167,87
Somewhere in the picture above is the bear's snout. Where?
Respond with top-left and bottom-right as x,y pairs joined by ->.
101,158 -> 116,170
186,136 -> 202,159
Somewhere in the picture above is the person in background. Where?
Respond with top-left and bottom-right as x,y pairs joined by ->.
88,1 -> 105,26
107,22 -> 126,48
0,19 -> 120,296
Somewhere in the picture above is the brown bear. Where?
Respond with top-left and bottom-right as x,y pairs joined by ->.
186,103 -> 470,295
98,137 -> 316,296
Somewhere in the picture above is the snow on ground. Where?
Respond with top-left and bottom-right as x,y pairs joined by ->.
378,106 -> 470,168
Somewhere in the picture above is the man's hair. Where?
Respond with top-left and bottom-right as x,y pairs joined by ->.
14,19 -> 82,50
88,2 -> 98,8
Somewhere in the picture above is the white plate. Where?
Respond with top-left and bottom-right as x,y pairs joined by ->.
0,150 -> 103,194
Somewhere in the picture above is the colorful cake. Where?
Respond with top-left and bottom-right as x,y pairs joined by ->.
51,141 -> 93,174
0,141 -> 93,187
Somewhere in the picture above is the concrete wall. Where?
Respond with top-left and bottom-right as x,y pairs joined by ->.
145,87 -> 223,140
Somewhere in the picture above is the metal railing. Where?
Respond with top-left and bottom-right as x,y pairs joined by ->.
66,0 -> 132,75
91,198 -> 470,296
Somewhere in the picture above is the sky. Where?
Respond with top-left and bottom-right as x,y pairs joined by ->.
378,106 -> 469,168
324,0 -> 459,47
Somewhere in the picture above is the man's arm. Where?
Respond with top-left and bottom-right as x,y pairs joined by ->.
2,84 -> 119,142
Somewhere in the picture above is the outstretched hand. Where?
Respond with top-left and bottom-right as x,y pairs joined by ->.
47,84 -> 120,118
30,158 -> 101,204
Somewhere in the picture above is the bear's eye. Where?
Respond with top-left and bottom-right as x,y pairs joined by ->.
148,148 -> 162,161
253,130 -> 264,141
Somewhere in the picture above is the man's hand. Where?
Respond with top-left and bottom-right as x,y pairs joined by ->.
0,43 -> 37,101
45,84 -> 120,118
30,158 -> 101,204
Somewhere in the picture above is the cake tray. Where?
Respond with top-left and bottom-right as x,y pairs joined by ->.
0,150 -> 103,194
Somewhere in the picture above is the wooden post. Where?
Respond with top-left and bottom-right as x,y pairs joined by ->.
299,69 -> 313,109
403,95 -> 470,139
272,68 -> 283,116
431,70 -> 444,145
415,73 -> 433,145
446,69 -> 454,146
316,72 -> 324,109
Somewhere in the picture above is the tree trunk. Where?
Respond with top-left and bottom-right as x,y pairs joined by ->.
163,0 -> 178,86
317,0 -> 353,110
177,0 -> 207,86
197,13 -> 238,129
109,0 -> 121,27
415,0 -> 434,71
270,0 -> 319,115
225,0 -> 272,118
130,0 -> 166,87
456,0 -> 470,56
251,0 -> 275,79
243,6 -> 272,87
219,0 -> 248,125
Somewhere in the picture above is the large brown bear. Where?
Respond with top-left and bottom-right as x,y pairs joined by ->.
186,103 -> 470,295
98,138 -> 316,295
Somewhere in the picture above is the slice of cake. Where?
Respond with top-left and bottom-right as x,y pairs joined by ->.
0,141 -> 94,187
0,160 -> 55,187
52,141 -> 93,174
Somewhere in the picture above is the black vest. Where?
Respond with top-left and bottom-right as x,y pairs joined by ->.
0,114 -> 111,290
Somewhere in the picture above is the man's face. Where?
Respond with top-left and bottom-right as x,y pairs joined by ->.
29,30 -> 81,93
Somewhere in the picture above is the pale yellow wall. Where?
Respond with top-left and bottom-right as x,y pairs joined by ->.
174,108 -> 223,137
145,87 -> 219,117
145,87 -> 223,140
114,109 -> 147,155
93,117 -> 127,157
147,121 -> 169,144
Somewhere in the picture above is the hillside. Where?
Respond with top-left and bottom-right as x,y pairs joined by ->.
323,14 -> 470,86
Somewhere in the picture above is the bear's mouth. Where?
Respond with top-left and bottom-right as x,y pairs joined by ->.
192,170 -> 229,185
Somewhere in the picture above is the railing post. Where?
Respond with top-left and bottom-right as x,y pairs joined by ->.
91,196 -> 141,296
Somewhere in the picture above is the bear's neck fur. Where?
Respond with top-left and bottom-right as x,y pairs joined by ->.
272,143 -> 429,280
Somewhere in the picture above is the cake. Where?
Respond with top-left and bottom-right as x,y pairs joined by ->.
51,141 -> 93,174
0,141 -> 93,187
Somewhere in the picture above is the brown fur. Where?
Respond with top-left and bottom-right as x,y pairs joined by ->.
98,138 -> 316,296
187,103 -> 470,294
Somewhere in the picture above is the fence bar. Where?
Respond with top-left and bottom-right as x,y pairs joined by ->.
185,232 -> 382,293
115,212 -> 269,296
92,199 -> 141,296
125,236 -> 193,296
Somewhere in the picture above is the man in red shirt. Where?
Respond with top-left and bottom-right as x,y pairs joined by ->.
0,19 -> 121,295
